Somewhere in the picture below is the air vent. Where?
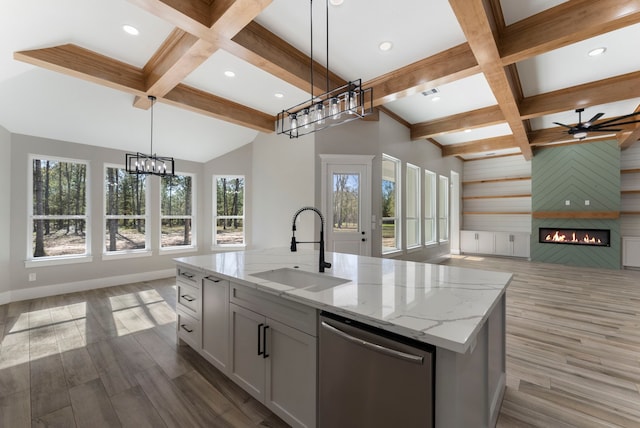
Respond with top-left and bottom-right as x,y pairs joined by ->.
421,88 -> 439,97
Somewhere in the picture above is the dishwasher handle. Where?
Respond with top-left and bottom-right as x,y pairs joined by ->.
321,321 -> 424,365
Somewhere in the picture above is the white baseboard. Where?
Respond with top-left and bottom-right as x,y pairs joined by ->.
7,269 -> 175,303
0,291 -> 9,306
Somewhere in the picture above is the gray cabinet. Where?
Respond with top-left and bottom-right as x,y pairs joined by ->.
460,231 -> 495,254
495,232 -> 530,258
202,275 -> 229,374
229,283 -> 317,428
176,264 -> 204,349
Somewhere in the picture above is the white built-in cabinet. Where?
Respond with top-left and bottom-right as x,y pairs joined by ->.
175,264 -> 317,428
461,230 -> 530,258
622,237 -> 640,268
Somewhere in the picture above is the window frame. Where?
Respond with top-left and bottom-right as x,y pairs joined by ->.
213,175 -> 246,248
405,163 -> 421,249
159,172 -> 197,253
26,154 -> 92,267
439,174 -> 450,243
102,163 -> 151,259
381,154 -> 401,255
424,169 -> 437,246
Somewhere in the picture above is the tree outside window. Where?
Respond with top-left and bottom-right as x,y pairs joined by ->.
30,156 -> 88,259
406,163 -> 421,248
161,174 -> 194,248
382,155 -> 400,253
424,170 -> 437,245
104,166 -> 147,253
214,176 -> 245,246
439,175 -> 449,242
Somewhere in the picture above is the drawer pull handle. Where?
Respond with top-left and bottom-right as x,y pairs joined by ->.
181,324 -> 193,333
205,276 -> 221,283
181,272 -> 194,279
258,323 -> 264,356
262,325 -> 270,359
181,294 -> 195,302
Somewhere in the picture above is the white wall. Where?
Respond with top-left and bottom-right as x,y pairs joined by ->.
251,131 -> 316,249
0,125 -> 10,303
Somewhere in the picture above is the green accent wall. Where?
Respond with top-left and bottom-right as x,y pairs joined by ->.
531,141 -> 621,269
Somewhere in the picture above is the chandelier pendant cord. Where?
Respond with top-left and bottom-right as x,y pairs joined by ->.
309,0 -> 313,99
149,95 -> 155,155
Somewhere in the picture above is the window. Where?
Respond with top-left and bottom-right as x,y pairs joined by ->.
406,163 -> 420,248
29,156 -> 89,261
160,174 -> 195,249
424,170 -> 437,245
214,176 -> 245,246
439,175 -> 449,242
382,155 -> 400,253
104,166 -> 148,254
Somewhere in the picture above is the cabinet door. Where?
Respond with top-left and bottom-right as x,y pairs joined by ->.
477,231 -> 495,254
493,232 -> 512,256
266,318 -> 317,428
460,231 -> 478,253
202,276 -> 229,373
229,303 -> 266,402
512,233 -> 530,258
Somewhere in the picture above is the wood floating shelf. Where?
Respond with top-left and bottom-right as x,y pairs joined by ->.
532,211 -> 620,219
621,211 -> 640,215
463,211 -> 532,215
621,190 -> 640,195
621,168 -> 640,174
462,176 -> 531,185
463,194 -> 531,200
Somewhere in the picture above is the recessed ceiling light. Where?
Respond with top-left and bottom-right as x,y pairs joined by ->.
224,70 -> 236,78
464,129 -> 472,133
330,0 -> 344,5
274,92 -> 284,98
378,41 -> 393,52
588,47 -> 606,56
122,25 -> 139,36
431,96 -> 441,102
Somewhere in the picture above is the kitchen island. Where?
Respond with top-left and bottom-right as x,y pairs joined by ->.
174,248 -> 512,428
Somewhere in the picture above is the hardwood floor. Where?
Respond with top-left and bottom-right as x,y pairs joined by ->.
0,278 -> 288,428
442,256 -> 640,428
1,257 -> 639,427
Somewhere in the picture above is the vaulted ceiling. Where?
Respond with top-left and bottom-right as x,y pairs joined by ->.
1,0 -> 639,162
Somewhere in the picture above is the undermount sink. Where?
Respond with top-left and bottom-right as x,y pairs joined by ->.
251,268 -> 350,289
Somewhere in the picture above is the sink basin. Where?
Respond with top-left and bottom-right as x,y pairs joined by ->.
251,268 -> 350,289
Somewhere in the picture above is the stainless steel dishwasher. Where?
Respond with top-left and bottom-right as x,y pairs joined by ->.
319,312 -> 434,428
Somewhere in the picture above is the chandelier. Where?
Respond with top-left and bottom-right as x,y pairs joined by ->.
276,0 -> 373,139
126,95 -> 175,176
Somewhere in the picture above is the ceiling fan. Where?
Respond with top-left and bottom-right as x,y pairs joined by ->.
553,108 -> 640,140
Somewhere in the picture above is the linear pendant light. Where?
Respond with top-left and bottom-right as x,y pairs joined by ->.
276,0 -> 373,138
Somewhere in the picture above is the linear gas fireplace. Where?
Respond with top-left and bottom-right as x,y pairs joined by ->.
539,227 -> 610,247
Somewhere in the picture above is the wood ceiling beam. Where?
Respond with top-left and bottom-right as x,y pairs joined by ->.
14,44 -> 274,133
618,104 -> 640,150
410,105 -> 505,140
442,135 -> 516,157
519,70 -> 640,119
448,0 -> 533,159
364,43 -> 480,106
500,0 -> 640,65
220,21 -> 344,96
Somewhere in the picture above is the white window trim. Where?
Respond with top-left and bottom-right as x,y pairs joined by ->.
424,169 -> 437,246
406,163 -> 421,249
382,154 -> 401,255
439,174 -> 450,243
102,163 -> 151,258
213,175 -> 246,248
26,154 -> 91,265
159,172 -> 197,252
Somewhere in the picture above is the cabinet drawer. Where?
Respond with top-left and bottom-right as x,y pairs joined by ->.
231,283 -> 317,336
177,309 -> 201,349
176,265 -> 202,288
177,282 -> 201,319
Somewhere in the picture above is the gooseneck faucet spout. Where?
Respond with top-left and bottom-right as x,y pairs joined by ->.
290,207 -> 332,273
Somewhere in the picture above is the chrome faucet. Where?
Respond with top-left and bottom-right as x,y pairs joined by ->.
290,207 -> 332,273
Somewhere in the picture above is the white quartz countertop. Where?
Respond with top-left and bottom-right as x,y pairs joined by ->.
175,248 -> 512,353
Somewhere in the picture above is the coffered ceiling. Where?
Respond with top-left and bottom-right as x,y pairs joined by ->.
1,0 -> 639,162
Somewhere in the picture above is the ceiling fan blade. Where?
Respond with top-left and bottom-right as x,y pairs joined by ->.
591,119 -> 640,129
583,128 -> 622,132
553,122 -> 573,129
591,111 -> 640,127
584,112 -> 604,126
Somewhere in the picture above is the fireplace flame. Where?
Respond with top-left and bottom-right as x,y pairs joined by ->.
544,231 -> 602,244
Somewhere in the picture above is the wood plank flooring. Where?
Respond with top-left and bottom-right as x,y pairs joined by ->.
0,278 -> 288,428
1,258 -> 639,427
442,256 -> 640,428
